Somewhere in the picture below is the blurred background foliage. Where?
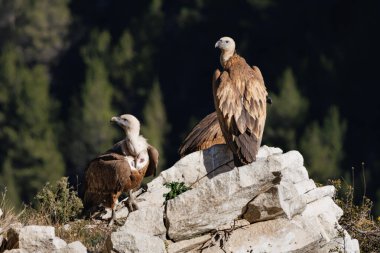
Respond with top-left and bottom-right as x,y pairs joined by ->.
0,0 -> 379,214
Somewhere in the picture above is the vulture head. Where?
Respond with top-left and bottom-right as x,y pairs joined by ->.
215,36 -> 236,66
111,114 -> 140,137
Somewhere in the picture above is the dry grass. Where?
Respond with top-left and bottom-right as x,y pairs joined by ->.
12,177 -> 114,252
0,188 -> 24,234
55,219 -> 113,252
330,177 -> 380,252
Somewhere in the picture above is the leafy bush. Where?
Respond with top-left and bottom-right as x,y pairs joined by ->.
30,177 -> 83,225
163,182 -> 191,203
330,179 -> 380,252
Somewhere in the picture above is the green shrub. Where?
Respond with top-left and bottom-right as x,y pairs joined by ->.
163,182 -> 191,203
32,177 -> 83,225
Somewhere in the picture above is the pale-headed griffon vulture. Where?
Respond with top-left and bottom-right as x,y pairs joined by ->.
83,114 -> 158,225
213,36 -> 268,166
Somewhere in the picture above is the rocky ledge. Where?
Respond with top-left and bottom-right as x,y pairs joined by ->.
105,145 -> 360,253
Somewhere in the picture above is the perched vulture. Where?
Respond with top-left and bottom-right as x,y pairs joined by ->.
83,114 -> 158,225
212,36 -> 268,166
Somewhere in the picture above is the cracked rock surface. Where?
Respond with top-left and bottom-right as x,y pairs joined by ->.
103,145 -> 359,253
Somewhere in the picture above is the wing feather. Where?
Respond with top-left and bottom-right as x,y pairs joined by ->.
178,112 -> 225,157
83,152 -> 131,209
145,145 -> 159,177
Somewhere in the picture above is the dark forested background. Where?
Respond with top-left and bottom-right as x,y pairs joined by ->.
0,0 -> 379,214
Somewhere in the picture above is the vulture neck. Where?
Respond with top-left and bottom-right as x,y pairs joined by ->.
123,132 -> 147,156
220,50 -> 235,68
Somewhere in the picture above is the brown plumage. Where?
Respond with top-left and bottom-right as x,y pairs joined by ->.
178,112 -> 225,157
214,37 -> 268,166
83,114 -> 159,225
179,66 -> 271,157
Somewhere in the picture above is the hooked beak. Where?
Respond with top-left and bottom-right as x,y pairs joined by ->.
215,40 -> 220,48
110,116 -> 123,126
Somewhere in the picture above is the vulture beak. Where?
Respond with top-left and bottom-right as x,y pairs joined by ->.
110,116 -> 119,123
110,116 -> 125,127
215,40 -> 220,48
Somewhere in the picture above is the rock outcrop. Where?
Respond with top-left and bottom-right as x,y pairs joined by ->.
104,145 -> 360,253
0,224 -> 87,253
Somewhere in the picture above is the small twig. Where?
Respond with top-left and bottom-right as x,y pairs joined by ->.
361,162 -> 366,204
189,159 -> 234,188
351,167 -> 355,194
352,227 -> 380,237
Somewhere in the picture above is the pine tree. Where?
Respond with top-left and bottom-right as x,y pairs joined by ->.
300,106 -> 347,182
18,0 -> 71,64
64,30 -> 116,177
0,45 -> 64,205
141,81 -> 169,172
110,30 -> 137,111
265,67 -> 308,150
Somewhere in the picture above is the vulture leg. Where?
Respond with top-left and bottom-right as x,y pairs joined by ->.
108,207 -> 116,226
108,205 -> 124,226
126,189 -> 139,212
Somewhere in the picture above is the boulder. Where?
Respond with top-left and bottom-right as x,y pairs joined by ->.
118,205 -> 166,238
165,146 -> 306,241
2,225 -> 68,253
166,234 -> 211,253
201,215 -> 329,253
53,241 -> 87,253
104,229 -> 165,253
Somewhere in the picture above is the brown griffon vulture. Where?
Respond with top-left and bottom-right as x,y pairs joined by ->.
213,36 -> 268,166
83,114 -> 158,225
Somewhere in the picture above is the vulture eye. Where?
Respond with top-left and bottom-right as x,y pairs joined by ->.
226,41 -> 229,43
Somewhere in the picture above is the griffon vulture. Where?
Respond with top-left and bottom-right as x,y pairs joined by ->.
179,92 -> 271,157
213,36 -> 268,166
83,114 -> 158,225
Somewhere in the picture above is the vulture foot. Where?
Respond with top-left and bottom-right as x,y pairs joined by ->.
108,208 -> 124,226
126,198 -> 139,212
126,189 -> 139,212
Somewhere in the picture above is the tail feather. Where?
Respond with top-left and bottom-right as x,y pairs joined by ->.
233,131 -> 259,166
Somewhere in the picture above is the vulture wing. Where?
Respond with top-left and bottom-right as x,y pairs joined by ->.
106,140 -> 125,155
145,145 -> 159,177
212,56 -> 267,165
83,153 -> 131,209
178,112 -> 225,157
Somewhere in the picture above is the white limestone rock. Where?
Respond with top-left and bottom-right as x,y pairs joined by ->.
104,230 -> 166,253
167,234 -> 211,253
119,205 -> 166,238
53,241 -> 87,253
202,215 -> 327,253
104,145 -> 360,253
3,225 -> 67,253
165,157 -> 281,241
